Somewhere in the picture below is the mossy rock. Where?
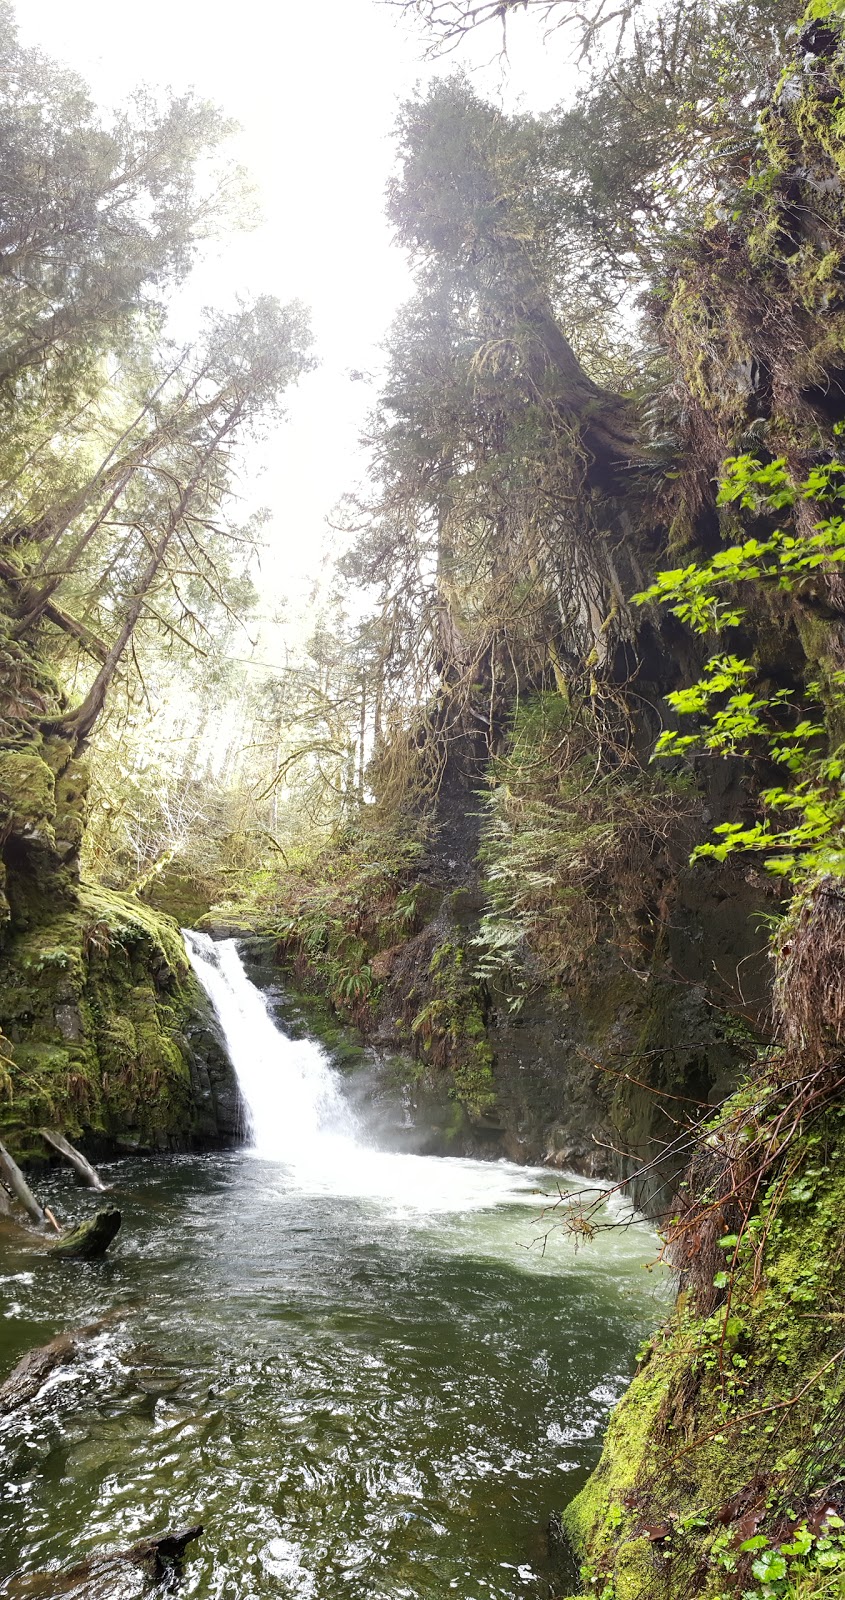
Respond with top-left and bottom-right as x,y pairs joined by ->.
50,1205 -> 122,1260
0,880 -> 239,1160
563,1096 -> 845,1598
52,758 -> 89,857
0,749 -> 56,844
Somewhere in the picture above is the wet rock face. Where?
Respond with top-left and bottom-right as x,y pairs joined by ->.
53,1004 -> 82,1041
183,993 -> 247,1146
490,972 -> 733,1197
489,858 -> 768,1201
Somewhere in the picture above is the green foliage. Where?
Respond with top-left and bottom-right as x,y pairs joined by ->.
474,692 -> 694,996
410,939 -> 495,1115
0,882 -> 203,1158
709,1515 -> 845,1596
635,456 -> 845,880
0,10 -> 313,763
0,0 -> 251,459
267,825 -> 425,1023
637,457 -> 845,632
542,0 -> 797,287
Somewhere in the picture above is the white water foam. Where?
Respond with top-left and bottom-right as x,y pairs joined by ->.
184,931 -> 357,1162
183,934 -> 547,1211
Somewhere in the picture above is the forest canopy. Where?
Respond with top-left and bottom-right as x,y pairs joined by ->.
2,0 -> 840,931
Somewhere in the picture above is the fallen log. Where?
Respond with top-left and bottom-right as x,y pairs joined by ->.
0,1309 -> 128,1415
38,1129 -> 109,1191
48,1205 -> 121,1261
5,1523 -> 203,1597
0,1138 -> 45,1226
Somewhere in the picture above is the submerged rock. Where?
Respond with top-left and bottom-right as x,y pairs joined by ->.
5,1524 -> 203,1598
0,1310 -> 128,1413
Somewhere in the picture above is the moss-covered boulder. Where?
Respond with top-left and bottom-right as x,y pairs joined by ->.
0,881 -> 242,1162
0,749 -> 56,844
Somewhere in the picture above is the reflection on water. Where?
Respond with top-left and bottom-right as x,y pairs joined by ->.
0,939 -> 667,1597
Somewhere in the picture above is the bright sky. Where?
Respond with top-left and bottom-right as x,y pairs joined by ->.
17,0 -> 581,634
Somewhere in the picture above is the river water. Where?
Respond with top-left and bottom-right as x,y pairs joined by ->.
0,936 -> 665,1598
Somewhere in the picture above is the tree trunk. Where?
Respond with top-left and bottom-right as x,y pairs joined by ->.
358,672 -> 367,799
51,408 -> 239,745
38,1129 -> 109,1191
0,557 -> 109,660
0,1139 -> 45,1226
56,521 -> 177,743
0,1310 -> 127,1415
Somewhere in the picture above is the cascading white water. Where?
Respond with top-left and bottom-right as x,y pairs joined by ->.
184,931 -> 357,1162
183,930 -> 646,1227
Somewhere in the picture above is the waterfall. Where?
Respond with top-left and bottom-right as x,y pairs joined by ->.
184,931 -> 357,1162
183,932 -> 599,1220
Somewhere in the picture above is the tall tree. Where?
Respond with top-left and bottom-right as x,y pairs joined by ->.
343,76 -> 649,813
0,2 -> 249,407
19,297 -> 313,743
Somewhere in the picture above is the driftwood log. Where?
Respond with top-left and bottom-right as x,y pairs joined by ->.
38,1129 -> 109,1191
49,1205 -> 121,1260
0,1310 -> 128,1415
5,1524 -> 204,1598
0,1141 -> 119,1257
0,1139 -> 46,1226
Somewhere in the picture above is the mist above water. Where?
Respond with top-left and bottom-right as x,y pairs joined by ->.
183,932 -> 653,1241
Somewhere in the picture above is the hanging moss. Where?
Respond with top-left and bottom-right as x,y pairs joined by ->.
658,0 -> 845,569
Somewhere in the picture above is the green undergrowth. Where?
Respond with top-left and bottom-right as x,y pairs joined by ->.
266,829 -> 425,1020
565,1075 -> 845,1599
637,454 -> 845,886
0,582 -> 229,1158
566,21 -> 845,1592
662,0 -> 845,544
404,935 -> 495,1115
236,823 -> 498,1118
474,692 -> 698,1008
